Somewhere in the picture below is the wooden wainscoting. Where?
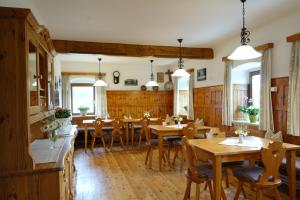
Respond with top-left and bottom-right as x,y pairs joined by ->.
194,86 -> 223,127
107,90 -> 173,118
232,84 -> 248,120
271,77 -> 300,145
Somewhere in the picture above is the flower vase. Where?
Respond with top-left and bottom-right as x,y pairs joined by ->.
243,113 -> 249,122
177,121 -> 182,128
249,115 -> 257,123
238,134 -> 243,144
49,130 -> 58,149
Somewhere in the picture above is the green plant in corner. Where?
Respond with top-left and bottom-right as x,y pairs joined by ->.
78,106 -> 90,116
246,106 -> 259,123
55,108 -> 71,118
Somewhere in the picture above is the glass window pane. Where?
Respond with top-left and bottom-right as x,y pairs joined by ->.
72,86 -> 94,114
177,77 -> 190,116
251,75 -> 260,108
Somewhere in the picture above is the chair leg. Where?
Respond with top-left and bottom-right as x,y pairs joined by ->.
110,133 -> 115,151
225,169 -> 230,188
101,137 -> 106,150
274,188 -> 281,200
179,147 -> 184,171
183,178 -> 192,200
221,186 -> 227,200
145,146 -> 151,165
234,182 -> 243,200
118,134 -> 125,150
172,146 -> 179,166
195,183 -> 200,200
256,189 -> 263,200
138,134 -> 142,149
149,148 -> 153,168
91,137 -> 96,152
207,180 -> 214,200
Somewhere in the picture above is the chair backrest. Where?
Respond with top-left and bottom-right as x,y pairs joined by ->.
182,136 -> 198,176
112,118 -> 124,132
207,127 -> 226,138
182,122 -> 197,139
93,118 -> 104,135
258,141 -> 286,184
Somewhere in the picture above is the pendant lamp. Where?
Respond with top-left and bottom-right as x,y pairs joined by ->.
228,0 -> 262,60
146,60 -> 159,87
171,39 -> 190,77
93,58 -> 107,87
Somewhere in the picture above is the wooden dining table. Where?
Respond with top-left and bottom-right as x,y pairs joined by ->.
189,136 -> 300,200
148,124 -> 211,171
82,118 -> 160,152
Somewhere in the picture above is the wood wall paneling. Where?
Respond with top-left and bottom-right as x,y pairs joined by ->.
107,91 -> 173,118
232,84 -> 248,120
193,86 -> 223,127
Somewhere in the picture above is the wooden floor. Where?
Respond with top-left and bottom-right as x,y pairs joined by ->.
74,146 -> 290,200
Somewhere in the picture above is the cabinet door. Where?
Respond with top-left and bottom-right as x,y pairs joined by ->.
38,47 -> 47,111
28,40 -> 40,114
48,57 -> 54,110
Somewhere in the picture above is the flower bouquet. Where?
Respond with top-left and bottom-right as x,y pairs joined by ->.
234,124 -> 249,144
41,117 -> 61,149
143,111 -> 150,118
172,115 -> 183,127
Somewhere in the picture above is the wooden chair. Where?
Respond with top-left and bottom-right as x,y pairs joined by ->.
90,118 -> 107,152
109,118 -> 126,151
182,137 -> 227,200
144,125 -> 171,169
172,122 -> 197,170
137,117 -> 150,149
233,141 -> 286,200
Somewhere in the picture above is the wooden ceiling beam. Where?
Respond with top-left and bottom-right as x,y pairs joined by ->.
53,40 -> 214,59
287,33 -> 300,42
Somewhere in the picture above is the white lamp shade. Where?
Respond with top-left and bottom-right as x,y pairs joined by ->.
145,80 -> 159,87
228,45 -> 262,60
93,79 -> 107,87
171,68 -> 190,77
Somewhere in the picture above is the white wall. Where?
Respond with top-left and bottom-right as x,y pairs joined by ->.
59,60 -> 171,91
170,9 -> 300,88
53,58 -> 62,106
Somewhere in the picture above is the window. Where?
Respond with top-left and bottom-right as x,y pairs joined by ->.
71,84 -> 95,115
177,76 -> 189,116
249,70 -> 260,108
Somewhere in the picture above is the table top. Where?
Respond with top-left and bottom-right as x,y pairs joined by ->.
148,124 -> 211,132
189,136 -> 300,156
82,118 -> 160,124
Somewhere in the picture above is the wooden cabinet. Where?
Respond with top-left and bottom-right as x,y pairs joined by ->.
0,7 -> 73,200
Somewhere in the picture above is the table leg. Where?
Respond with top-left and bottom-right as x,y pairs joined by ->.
213,156 -> 222,200
131,122 -> 135,146
286,150 -> 296,200
84,125 -> 88,153
125,123 -> 129,146
158,133 -> 163,171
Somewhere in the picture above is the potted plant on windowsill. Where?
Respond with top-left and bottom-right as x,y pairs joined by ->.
246,106 -> 259,123
55,108 -> 71,128
78,106 -> 90,116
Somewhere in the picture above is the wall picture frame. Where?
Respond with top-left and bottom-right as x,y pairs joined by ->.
197,68 -> 207,81
157,72 -> 164,83
124,79 -> 138,86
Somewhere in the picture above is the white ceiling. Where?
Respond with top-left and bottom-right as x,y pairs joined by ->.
1,0 -> 300,47
57,53 -> 178,66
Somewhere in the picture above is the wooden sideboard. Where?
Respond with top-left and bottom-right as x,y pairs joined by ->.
0,7 -> 74,200
107,90 -> 173,118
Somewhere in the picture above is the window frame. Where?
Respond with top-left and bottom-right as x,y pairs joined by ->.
248,70 -> 261,100
71,83 -> 95,115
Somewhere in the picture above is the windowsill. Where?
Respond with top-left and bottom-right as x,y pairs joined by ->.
232,119 -> 259,126
72,114 -> 95,118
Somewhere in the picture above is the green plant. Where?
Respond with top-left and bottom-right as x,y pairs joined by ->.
78,106 -> 90,111
246,106 -> 259,116
55,108 -> 71,118
239,105 -> 248,113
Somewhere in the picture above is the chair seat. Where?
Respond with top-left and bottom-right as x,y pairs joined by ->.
163,136 -> 182,142
102,126 -> 113,131
233,166 -> 264,182
194,133 -> 206,139
185,163 -> 227,179
222,161 -> 245,168
172,139 -> 182,145
134,125 -> 142,129
149,139 -> 169,146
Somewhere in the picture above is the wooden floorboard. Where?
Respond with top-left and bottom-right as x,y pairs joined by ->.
74,146 -> 290,200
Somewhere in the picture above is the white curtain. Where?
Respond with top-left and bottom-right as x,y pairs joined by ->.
173,77 -> 179,115
95,78 -> 108,118
222,60 -> 233,126
259,49 -> 274,131
188,72 -> 194,120
62,75 -> 71,109
287,41 -> 300,136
